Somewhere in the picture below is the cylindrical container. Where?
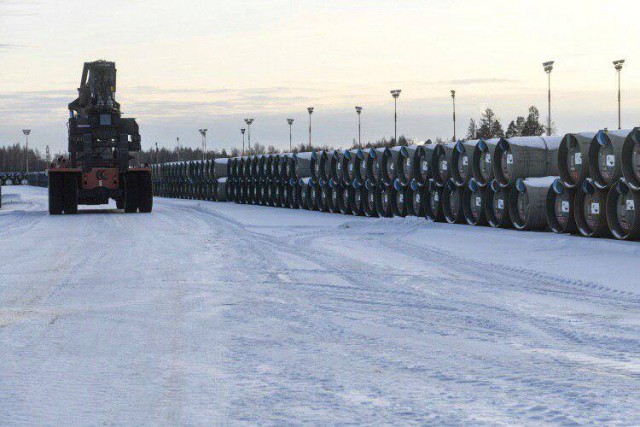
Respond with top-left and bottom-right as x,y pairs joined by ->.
606,179 -> 640,240
244,156 -> 252,178
588,129 -> 633,189
377,183 -> 395,218
347,149 -> 361,184
294,151 -> 313,180
442,179 -> 465,224
321,179 -> 335,213
545,178 -> 577,234
366,148 -> 385,185
472,138 -> 500,186
257,155 -> 267,178
394,145 -> 413,186
364,180 -> 379,217
351,182 -> 366,216
508,176 -> 556,231
416,143 -> 435,185
379,147 -> 395,186
484,179 -> 512,228
270,155 -> 281,180
296,178 -> 309,210
329,179 -> 343,214
557,132 -> 596,189
316,179 -> 328,212
493,136 -> 562,188
286,180 -> 299,209
216,177 -> 229,201
463,178 -> 487,226
432,142 -> 457,187
574,178 -> 611,238
393,179 -> 408,217
281,154 -> 294,182
409,179 -> 426,217
327,150 -> 341,183
338,182 -> 351,214
356,149 -> 369,185
620,128 -> 640,191
310,150 -> 327,182
265,155 -> 273,178
308,181 -> 319,211
425,180 -> 445,222
452,140 -> 480,186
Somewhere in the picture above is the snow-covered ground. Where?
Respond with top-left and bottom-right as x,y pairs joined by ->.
1,186 -> 639,425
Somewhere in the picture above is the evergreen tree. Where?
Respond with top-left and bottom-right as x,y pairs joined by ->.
465,119 -> 477,140
521,106 -> 545,136
476,108 -> 504,139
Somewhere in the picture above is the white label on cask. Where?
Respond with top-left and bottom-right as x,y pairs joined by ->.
497,199 -> 504,209
399,194 -> 404,203
606,155 -> 615,167
561,201 -> 570,213
575,153 -> 582,165
407,160 -> 411,167
463,156 -> 468,166
475,196 -> 482,206
442,161 -> 448,171
591,202 -> 600,215
422,161 -> 429,171
507,154 -> 514,164
627,200 -> 635,211
416,194 -> 421,203
434,193 -> 439,202
485,153 -> 491,163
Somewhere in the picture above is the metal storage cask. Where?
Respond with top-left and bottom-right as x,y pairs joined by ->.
606,179 -> 640,240
545,178 -> 577,234
508,177 -> 556,231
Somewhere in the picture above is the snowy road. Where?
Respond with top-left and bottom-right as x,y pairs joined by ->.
1,186 -> 639,425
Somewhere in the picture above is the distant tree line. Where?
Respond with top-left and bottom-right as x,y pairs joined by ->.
0,144 -> 50,172
464,105 -> 553,140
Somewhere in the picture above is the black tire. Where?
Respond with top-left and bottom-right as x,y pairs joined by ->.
63,174 -> 78,214
48,173 -> 64,215
138,172 -> 153,213
124,173 -> 139,213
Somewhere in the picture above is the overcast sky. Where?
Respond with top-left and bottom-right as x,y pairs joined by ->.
1,0 -> 638,155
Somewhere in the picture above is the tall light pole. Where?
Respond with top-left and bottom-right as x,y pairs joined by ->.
613,59 -> 625,129
287,118 -> 294,151
176,137 -> 181,162
244,118 -> 254,154
543,61 -> 554,136
22,129 -> 31,173
451,90 -> 457,141
307,107 -> 314,146
240,128 -> 246,155
390,90 -> 401,143
199,129 -> 208,161
355,106 -> 362,147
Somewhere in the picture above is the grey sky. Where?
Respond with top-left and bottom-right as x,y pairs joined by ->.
1,0 -> 638,154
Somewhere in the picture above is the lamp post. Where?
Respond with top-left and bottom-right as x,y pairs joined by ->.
355,106 -> 362,147
613,59 -> 625,129
244,118 -> 254,154
240,128 -> 246,156
390,90 -> 401,143
176,137 -> 181,162
287,118 -> 294,151
22,129 -> 30,173
451,90 -> 457,141
543,61 -> 554,135
199,129 -> 208,161
307,107 -> 314,146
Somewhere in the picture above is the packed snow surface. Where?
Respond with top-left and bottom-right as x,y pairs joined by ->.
1,186 -> 639,425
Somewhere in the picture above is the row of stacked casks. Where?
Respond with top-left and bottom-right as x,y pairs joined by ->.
0,172 -> 27,186
24,172 -> 49,187
217,128 -> 640,241
150,159 -> 232,201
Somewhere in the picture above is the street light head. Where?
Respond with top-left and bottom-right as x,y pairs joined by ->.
22,129 -> 31,136
451,90 -> 456,98
241,128 -> 246,134
199,129 -> 207,136
543,61 -> 554,73
307,107 -> 314,114
244,118 -> 254,125
355,106 -> 362,114
390,89 -> 401,98
613,59 -> 625,71
287,118 -> 294,125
